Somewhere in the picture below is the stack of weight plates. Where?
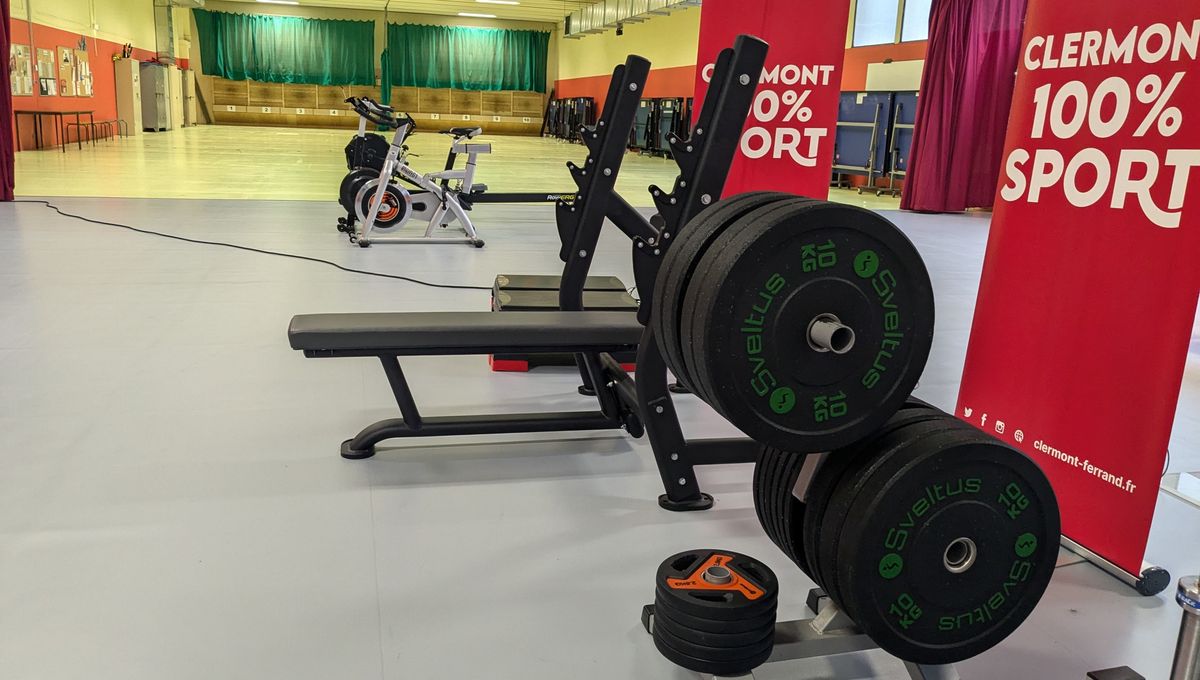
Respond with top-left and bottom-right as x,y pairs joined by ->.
791,405 -> 1060,665
754,396 -> 937,578
650,192 -> 936,453
652,550 -> 778,675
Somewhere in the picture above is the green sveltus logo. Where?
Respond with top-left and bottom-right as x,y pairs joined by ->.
741,273 -> 787,399
859,250 -> 905,390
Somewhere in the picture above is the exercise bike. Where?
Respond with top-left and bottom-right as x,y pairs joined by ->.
337,97 -> 579,248
337,98 -> 488,247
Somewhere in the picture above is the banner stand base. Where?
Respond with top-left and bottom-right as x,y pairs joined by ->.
1061,536 -> 1171,597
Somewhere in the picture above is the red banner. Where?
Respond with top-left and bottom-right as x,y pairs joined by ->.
958,4 -> 1200,573
693,0 -> 850,199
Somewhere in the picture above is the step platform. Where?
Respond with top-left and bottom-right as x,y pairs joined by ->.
490,274 -> 639,372
492,274 -> 628,297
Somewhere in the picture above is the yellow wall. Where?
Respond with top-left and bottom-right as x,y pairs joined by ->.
556,6 -> 701,81
11,0 -> 156,49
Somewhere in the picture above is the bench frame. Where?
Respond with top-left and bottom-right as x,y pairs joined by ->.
297,37 -> 769,511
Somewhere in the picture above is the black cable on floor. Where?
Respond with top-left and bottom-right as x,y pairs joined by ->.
13,199 -> 491,291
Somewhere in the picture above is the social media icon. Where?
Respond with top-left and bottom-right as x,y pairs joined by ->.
995,420 -> 1006,434
1014,430 -> 1025,443
964,407 -> 974,418
981,414 -> 989,427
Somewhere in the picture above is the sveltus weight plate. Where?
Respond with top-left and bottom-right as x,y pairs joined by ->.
757,399 -> 941,580
685,199 -> 935,452
806,406 -> 962,603
652,192 -> 795,390
830,417 -> 1060,665
652,550 -> 778,675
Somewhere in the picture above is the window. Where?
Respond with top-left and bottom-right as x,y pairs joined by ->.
901,0 -> 933,42
850,0 -> 934,46
852,0 -> 900,47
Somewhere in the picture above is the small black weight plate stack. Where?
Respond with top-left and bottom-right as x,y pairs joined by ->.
685,200 -> 934,452
810,410 -> 1059,665
652,191 -> 793,389
652,550 -> 778,675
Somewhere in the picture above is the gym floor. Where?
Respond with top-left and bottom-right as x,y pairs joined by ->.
10,125 -> 904,210
1,130 -> 1198,679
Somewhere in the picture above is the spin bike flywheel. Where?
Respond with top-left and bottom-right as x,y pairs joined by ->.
355,178 -> 414,231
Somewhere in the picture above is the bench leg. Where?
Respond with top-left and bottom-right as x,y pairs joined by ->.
336,355 -> 623,458
342,419 -> 407,459
341,412 -> 621,459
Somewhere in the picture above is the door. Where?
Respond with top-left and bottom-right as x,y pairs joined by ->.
167,67 -> 184,130
182,70 -> 198,126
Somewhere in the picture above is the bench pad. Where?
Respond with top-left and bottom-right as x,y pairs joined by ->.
289,311 -> 645,354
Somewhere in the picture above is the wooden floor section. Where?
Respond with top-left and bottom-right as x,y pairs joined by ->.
13,124 -> 903,209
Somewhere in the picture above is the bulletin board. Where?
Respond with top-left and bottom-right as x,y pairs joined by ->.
9,44 -> 33,96
36,47 -> 56,96
58,46 -> 77,97
73,49 -> 93,97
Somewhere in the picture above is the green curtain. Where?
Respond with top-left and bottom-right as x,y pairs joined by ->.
192,9 -> 375,86
387,23 -> 549,93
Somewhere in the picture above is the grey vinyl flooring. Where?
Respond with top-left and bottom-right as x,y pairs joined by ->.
1,198 -> 1197,679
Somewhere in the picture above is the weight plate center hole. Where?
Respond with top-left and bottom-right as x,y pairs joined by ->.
807,314 -> 856,355
943,537 -> 978,575
703,565 -> 734,585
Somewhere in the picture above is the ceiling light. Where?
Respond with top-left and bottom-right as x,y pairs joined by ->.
458,12 -> 497,17
257,0 -> 300,4
477,0 -> 519,4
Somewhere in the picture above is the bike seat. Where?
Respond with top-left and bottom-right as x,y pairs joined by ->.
442,127 -> 483,139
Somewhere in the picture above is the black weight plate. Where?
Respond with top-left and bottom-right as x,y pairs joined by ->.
831,423 -> 990,619
756,445 -> 807,573
679,198 -> 816,410
804,409 -> 961,600
651,193 -> 771,389
776,448 -> 811,574
836,426 -> 1060,665
655,550 -> 778,621
653,617 -> 774,662
652,192 -> 795,393
654,604 -> 776,648
800,403 -> 950,588
765,446 -> 790,566
752,448 -> 787,556
818,418 -> 970,608
653,627 -> 774,676
690,200 -> 936,452
653,595 -> 778,635
752,452 -> 773,543
796,398 -> 945,585
339,169 -> 377,213
653,192 -> 791,387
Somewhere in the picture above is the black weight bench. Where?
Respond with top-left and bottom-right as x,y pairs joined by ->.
289,311 -> 647,458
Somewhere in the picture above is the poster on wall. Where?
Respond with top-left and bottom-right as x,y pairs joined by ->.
58,46 -> 77,97
10,44 -> 34,96
693,0 -> 851,198
957,3 -> 1200,576
36,48 -> 56,96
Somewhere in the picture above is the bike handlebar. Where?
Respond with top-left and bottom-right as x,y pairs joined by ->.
345,96 -> 416,132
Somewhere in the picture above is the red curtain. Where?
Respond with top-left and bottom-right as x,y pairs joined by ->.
1,0 -> 14,201
901,0 -> 1027,213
